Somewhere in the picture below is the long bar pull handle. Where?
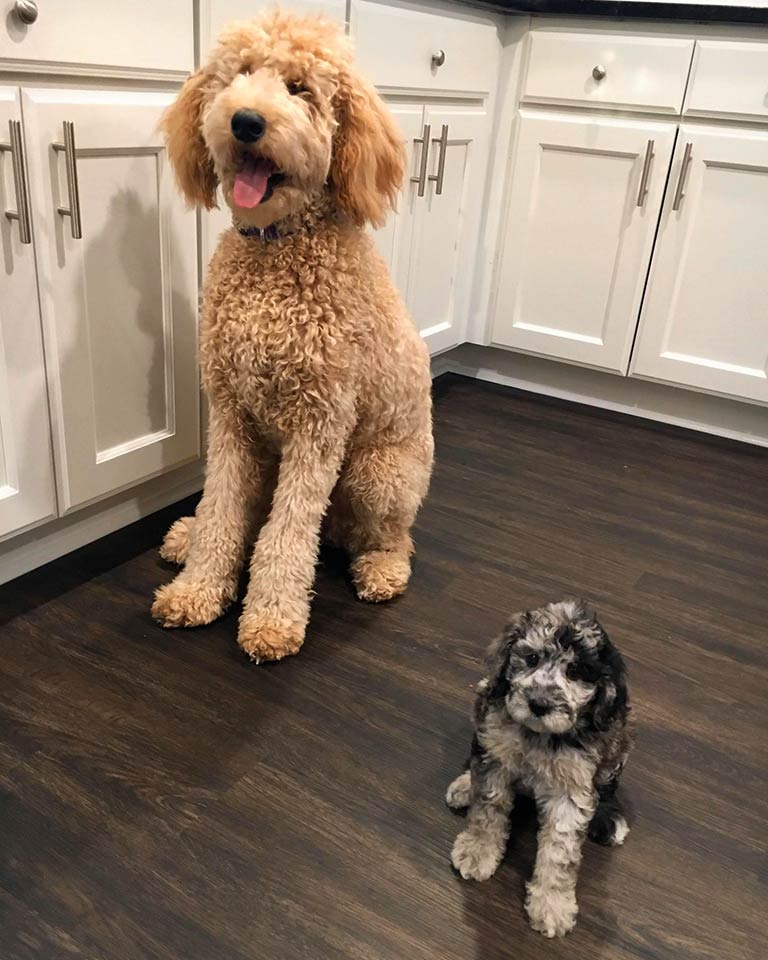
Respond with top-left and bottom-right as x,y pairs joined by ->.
672,142 -> 693,213
0,120 -> 33,244
410,123 -> 431,198
53,121 -> 82,239
636,138 -> 654,208
427,124 -> 449,196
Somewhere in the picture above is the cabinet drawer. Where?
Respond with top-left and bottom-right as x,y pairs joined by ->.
353,0 -> 499,94
685,41 -> 768,122
1,0 -> 193,74
522,31 -> 694,114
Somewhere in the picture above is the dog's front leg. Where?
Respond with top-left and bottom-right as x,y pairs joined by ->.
237,429 -> 348,662
152,407 -> 263,628
451,756 -> 514,881
525,790 -> 595,937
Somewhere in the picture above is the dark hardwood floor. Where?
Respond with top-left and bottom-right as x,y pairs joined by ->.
1,373 -> 766,960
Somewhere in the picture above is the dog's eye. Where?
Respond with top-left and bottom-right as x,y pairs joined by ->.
239,64 -> 252,76
525,653 -> 539,668
286,79 -> 308,97
566,663 -> 579,680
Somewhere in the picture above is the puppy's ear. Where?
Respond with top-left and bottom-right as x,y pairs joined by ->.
592,630 -> 629,731
160,68 -> 218,210
330,68 -> 405,228
485,611 -> 529,704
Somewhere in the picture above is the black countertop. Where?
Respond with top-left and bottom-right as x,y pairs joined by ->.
476,0 -> 768,23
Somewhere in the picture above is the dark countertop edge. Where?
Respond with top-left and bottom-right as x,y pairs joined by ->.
472,0 -> 768,24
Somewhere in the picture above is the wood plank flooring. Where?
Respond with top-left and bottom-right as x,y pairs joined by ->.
1,373 -> 766,960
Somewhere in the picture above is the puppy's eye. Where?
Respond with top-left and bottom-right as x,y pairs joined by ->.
239,65 -> 252,76
525,653 -> 540,668
566,663 -> 579,681
286,79 -> 308,97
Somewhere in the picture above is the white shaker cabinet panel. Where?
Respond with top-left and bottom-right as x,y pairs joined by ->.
370,103 -> 422,295
0,85 -> 56,540
405,105 -> 488,355
632,124 -> 768,404
492,110 -> 676,374
1,0 -> 193,74
22,88 -> 200,513
202,0 -> 346,56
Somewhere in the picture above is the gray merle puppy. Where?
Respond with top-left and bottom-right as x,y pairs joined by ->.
446,600 -> 631,938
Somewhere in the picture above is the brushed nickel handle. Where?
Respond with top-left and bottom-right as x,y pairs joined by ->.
672,141 -> 693,213
13,0 -> 38,24
410,123 -> 431,198
53,121 -> 82,239
0,120 -> 33,244
431,49 -> 446,68
636,139 -> 654,208
592,64 -> 607,81
427,124 -> 449,196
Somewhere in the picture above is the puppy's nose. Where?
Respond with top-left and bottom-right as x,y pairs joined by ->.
528,697 -> 551,717
231,109 -> 267,143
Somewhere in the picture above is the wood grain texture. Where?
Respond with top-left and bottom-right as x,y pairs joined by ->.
1,373 -> 766,960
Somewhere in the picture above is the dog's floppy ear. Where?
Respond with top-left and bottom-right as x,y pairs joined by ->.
160,68 -> 218,210
485,610 -> 529,704
330,67 -> 405,228
592,629 -> 629,731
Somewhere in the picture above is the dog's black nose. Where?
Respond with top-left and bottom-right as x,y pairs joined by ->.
528,698 -> 551,717
231,109 -> 267,143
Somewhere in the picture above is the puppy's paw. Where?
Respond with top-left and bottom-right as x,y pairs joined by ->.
589,810 -> 630,847
152,578 -> 230,627
159,516 -> 195,565
451,829 -> 502,881
351,550 -> 411,603
525,882 -> 578,938
238,614 -> 305,663
445,771 -> 471,810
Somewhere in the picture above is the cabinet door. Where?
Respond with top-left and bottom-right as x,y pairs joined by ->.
370,103 -> 423,294
492,110 -> 676,374
631,125 -> 768,404
405,105 -> 488,355
22,88 -> 200,514
0,87 -> 56,540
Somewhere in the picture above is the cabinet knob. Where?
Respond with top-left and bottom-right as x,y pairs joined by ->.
13,0 -> 39,24
592,64 -> 607,81
431,49 -> 446,68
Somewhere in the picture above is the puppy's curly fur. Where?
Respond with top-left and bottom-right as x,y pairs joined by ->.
152,13 -> 433,661
447,601 -> 632,937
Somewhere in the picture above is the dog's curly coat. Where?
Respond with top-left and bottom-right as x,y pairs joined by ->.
152,13 -> 433,661
447,601 -> 632,937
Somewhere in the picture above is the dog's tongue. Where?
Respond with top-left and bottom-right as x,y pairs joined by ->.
233,158 -> 272,208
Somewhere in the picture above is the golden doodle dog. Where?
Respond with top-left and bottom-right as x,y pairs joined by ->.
152,12 -> 433,662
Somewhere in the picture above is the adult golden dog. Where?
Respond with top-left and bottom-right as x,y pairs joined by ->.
152,12 -> 433,662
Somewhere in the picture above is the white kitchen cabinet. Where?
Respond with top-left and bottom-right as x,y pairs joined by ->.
375,103 -> 489,355
631,124 -> 768,404
492,109 -> 676,374
1,0 -> 193,76
202,0 -> 346,51
21,87 -> 200,513
406,106 -> 488,354
370,103 -> 422,289
0,85 -> 56,539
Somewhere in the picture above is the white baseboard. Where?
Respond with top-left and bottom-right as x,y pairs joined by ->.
433,344 -> 768,449
0,462 -> 203,586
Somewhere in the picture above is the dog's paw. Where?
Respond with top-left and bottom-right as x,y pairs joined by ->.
445,771 -> 471,810
152,578 -> 230,627
525,882 -> 578,938
238,614 -> 305,663
159,516 -> 195,565
351,550 -> 411,603
451,829 -> 502,881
